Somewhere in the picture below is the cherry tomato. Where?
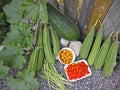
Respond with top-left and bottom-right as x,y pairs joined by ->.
65,61 -> 90,81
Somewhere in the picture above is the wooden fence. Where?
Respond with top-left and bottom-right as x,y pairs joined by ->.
48,0 -> 120,59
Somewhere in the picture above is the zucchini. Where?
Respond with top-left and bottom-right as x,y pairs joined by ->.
47,3 -> 80,41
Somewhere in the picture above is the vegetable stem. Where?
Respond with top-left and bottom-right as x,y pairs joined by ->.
116,32 -> 118,40
93,16 -> 101,27
38,60 -> 71,90
109,30 -> 115,37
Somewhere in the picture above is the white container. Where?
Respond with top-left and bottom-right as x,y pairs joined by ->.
64,60 -> 92,82
58,47 -> 75,65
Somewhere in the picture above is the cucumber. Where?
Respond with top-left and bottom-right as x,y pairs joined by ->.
47,3 -> 80,41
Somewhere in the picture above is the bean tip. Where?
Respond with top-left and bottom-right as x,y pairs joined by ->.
116,32 -> 118,40
109,30 -> 115,37
93,15 -> 101,27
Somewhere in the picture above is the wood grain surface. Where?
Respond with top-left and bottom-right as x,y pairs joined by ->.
86,0 -> 113,34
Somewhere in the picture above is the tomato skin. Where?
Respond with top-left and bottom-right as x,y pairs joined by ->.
69,76 -> 73,80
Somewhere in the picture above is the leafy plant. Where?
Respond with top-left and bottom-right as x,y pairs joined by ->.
0,61 -> 9,79
7,71 -> 39,90
3,22 -> 33,47
0,0 -> 11,43
0,0 -> 70,90
0,0 -> 49,89
22,0 -> 48,23
0,46 -> 26,69
3,0 -> 23,23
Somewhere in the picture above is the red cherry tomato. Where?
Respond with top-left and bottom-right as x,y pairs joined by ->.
66,61 -> 90,80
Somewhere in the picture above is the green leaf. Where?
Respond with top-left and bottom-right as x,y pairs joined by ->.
22,1 -> 39,23
3,0 -> 48,23
9,55 -> 26,69
22,0 -> 48,23
18,71 -> 39,90
7,77 -> 27,90
3,25 -> 24,46
0,61 -> 9,79
3,22 -> 33,48
0,12 -> 6,25
38,0 -> 48,23
3,0 -> 23,23
0,46 -> 26,69
7,71 -> 39,90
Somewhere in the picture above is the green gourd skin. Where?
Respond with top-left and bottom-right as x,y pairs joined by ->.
36,26 -> 44,72
43,24 -> 55,64
47,3 -> 80,41
94,36 -> 111,69
103,39 -> 118,76
50,28 -> 60,57
80,18 -> 100,59
88,25 -> 103,66
94,31 -> 114,69
27,47 -> 40,73
80,26 -> 95,59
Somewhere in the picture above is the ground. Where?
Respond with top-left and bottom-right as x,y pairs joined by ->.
0,57 -> 120,90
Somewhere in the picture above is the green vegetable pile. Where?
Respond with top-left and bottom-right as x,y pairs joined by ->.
80,19 -> 119,76
0,0 -> 80,90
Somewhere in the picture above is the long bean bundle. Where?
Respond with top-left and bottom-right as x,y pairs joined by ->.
39,60 -> 71,90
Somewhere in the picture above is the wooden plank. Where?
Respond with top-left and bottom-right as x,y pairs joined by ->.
48,0 -> 58,8
102,0 -> 120,58
103,0 -> 120,39
57,0 -> 64,11
64,0 -> 78,23
76,0 -> 83,22
78,0 -> 95,41
85,0 -> 113,34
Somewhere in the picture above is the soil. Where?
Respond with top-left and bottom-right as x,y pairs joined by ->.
0,57 -> 120,90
